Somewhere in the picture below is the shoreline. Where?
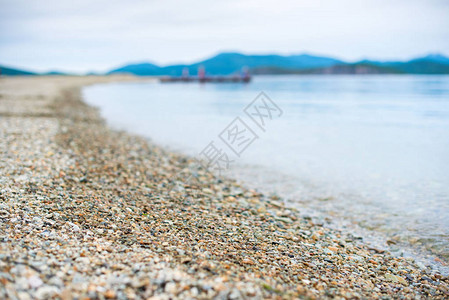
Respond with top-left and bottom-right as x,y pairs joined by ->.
83,78 -> 449,274
228,164 -> 449,276
1,76 -> 448,299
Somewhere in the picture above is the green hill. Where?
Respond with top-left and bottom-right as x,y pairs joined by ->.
0,65 -> 36,76
252,63 -> 402,75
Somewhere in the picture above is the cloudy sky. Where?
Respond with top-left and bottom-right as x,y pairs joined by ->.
1,0 -> 448,73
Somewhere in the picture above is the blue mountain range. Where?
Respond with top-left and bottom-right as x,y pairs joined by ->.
2,52 -> 449,76
108,52 -> 449,75
108,53 -> 344,76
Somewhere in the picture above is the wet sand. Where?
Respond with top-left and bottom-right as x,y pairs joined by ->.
0,76 -> 448,299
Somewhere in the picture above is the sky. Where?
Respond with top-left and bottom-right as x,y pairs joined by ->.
0,0 -> 448,73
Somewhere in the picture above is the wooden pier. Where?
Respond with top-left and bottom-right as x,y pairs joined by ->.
159,75 -> 251,83
159,66 -> 251,83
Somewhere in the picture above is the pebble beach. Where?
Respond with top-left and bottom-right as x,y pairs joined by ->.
0,76 -> 448,299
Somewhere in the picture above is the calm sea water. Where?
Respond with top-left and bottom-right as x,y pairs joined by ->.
83,75 -> 449,272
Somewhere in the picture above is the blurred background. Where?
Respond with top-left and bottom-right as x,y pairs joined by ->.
0,0 -> 448,74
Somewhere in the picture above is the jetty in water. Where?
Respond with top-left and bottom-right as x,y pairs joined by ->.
159,66 -> 251,83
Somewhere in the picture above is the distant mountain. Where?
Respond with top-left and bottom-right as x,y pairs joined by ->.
108,62 -> 160,76
3,52 -> 449,77
0,65 -> 36,76
0,65 -> 71,76
186,52 -> 343,75
108,52 -> 449,76
418,53 -> 449,65
108,52 -> 343,76
44,71 -> 69,76
252,63 -> 402,75
356,56 -> 449,74
309,63 -> 402,75
290,61 -> 449,75
384,60 -> 449,74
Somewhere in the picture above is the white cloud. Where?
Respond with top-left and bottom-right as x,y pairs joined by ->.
0,0 -> 448,72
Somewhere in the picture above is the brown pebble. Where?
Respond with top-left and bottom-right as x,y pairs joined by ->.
104,290 -> 116,299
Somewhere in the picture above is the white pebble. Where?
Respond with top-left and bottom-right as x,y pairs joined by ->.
28,275 -> 43,289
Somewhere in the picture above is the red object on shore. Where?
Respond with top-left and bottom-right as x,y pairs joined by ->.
198,66 -> 205,79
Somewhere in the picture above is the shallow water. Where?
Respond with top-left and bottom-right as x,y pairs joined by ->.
83,75 -> 449,271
